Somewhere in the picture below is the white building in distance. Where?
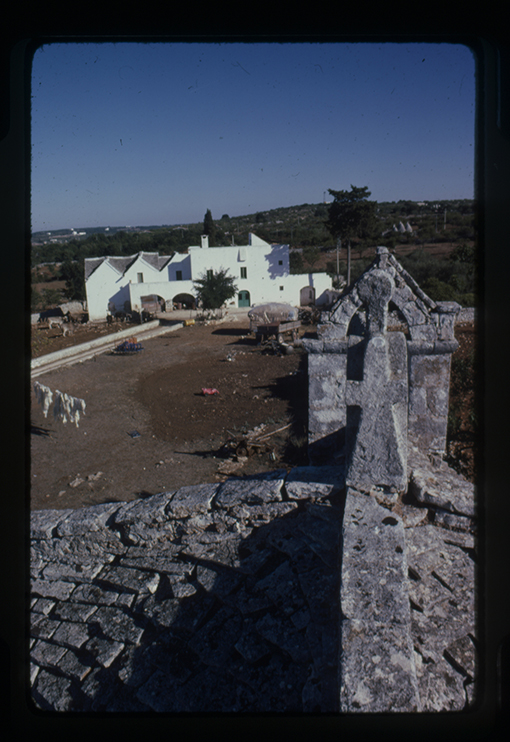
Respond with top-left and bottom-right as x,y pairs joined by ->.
84,233 -> 332,321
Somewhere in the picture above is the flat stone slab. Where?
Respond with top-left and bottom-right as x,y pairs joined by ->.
167,483 -> 218,518
408,444 -> 475,516
31,509 -> 75,539
285,466 -> 345,499
214,470 -> 286,507
340,619 -> 421,712
339,487 -> 419,712
56,502 -> 122,536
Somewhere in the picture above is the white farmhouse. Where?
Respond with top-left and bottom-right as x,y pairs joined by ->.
84,233 -> 332,321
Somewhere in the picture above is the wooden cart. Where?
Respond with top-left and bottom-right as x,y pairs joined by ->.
252,319 -> 301,344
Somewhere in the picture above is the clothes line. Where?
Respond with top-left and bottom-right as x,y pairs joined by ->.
33,381 -> 86,428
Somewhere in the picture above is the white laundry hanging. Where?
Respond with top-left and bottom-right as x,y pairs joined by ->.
33,381 -> 53,418
53,390 -> 86,428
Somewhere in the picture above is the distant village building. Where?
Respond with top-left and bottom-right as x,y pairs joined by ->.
84,233 -> 332,321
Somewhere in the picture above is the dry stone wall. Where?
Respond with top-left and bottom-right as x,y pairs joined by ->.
29,251 -> 477,712
30,456 -> 476,713
303,248 -> 476,713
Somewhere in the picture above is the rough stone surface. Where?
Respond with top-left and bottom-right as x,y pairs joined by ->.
30,469 -> 342,712
408,444 -> 476,518
345,331 -> 408,492
30,455 -> 476,713
304,247 -> 460,463
339,487 -> 420,712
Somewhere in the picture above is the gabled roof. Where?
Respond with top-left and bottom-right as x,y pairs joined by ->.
85,251 -> 173,281
84,258 -> 104,281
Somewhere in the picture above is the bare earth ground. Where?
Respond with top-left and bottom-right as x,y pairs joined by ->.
30,315 -> 476,512
30,318 -> 311,511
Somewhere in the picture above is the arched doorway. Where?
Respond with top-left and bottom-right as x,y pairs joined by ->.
300,286 -> 315,306
238,290 -> 251,307
141,294 -> 165,313
172,293 -> 196,310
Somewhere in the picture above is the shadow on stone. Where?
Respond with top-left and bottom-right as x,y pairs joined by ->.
30,478 -> 346,713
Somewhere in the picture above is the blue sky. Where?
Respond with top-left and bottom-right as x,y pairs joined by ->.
30,41 -> 476,233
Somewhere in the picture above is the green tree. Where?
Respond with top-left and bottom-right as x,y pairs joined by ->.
326,185 -> 378,285
31,287 -> 43,312
289,251 -> 304,274
42,287 -> 65,307
303,246 -> 321,270
193,268 -> 238,310
60,259 -> 85,301
203,209 -> 217,246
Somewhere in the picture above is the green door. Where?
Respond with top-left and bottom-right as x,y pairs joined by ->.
238,290 -> 250,307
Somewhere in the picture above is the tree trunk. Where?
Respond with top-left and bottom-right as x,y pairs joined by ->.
347,240 -> 351,286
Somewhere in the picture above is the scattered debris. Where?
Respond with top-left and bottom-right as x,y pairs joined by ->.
217,423 -> 292,472
86,472 -> 103,481
69,476 -> 84,488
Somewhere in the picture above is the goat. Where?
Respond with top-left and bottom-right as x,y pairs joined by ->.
48,317 -> 72,336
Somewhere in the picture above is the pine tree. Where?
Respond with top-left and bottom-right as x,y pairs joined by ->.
203,209 -> 217,246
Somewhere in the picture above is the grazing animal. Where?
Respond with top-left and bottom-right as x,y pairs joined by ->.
48,317 -> 72,336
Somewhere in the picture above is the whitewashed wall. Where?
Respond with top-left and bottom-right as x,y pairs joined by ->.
85,235 -> 332,319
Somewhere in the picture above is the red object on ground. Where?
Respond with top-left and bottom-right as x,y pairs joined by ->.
202,388 -> 219,395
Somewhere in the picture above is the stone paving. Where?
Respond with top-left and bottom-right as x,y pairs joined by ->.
29,455 -> 476,713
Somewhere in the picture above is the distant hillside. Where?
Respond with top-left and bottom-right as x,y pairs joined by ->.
32,198 -> 475,258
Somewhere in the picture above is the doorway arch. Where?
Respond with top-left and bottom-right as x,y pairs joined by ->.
238,290 -> 251,307
172,293 -> 196,310
300,286 -> 315,306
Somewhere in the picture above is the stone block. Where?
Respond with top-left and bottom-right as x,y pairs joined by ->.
92,605 -> 145,644
409,353 -> 450,388
31,578 -> 76,601
339,488 -> 419,712
56,501 -> 122,536
285,466 -> 345,499
234,625 -> 273,663
69,583 -> 120,606
308,374 -> 345,405
42,560 -> 105,583
31,639 -> 67,668
409,466 -> 475,517
113,491 -> 175,527
32,668 -> 74,712
98,565 -> 160,595
341,490 -> 411,624
340,619 -> 420,712
85,636 -> 125,668
167,483 -> 219,518
58,647 -> 94,681
414,653 -> 467,712
31,509 -> 75,539
51,620 -> 90,650
51,601 -> 98,622
345,332 -> 408,492
214,472 -> 285,507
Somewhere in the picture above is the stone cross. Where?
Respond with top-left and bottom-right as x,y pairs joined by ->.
344,270 -> 408,492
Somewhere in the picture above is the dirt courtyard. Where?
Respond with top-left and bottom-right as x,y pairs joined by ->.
31,312 -> 476,511
30,318 -> 311,511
